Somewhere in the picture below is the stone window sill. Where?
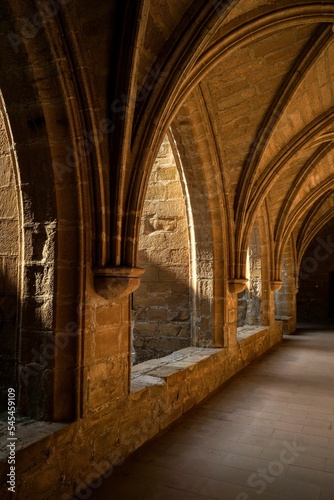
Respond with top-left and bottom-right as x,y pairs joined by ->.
237,325 -> 269,344
0,414 -> 67,460
131,347 -> 224,393
275,315 -> 292,322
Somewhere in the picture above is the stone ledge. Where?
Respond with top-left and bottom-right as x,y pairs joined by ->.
131,375 -> 166,394
0,415 -> 67,460
131,347 -> 224,393
237,326 -> 269,344
275,316 -> 294,334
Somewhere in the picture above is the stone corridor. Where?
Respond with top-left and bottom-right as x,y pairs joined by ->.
1,1 -> 334,497
90,327 -> 334,500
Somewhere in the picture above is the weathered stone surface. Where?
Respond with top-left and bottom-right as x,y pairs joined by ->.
133,137 -> 191,362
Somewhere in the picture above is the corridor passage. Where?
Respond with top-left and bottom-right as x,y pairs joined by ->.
91,327 -> 334,500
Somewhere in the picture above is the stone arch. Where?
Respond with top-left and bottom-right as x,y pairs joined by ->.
132,135 -> 191,363
297,200 -> 334,267
0,84 -> 59,419
129,86 -> 229,350
0,1 -> 90,421
169,108 -> 228,347
0,91 -> 21,412
238,219 -> 262,328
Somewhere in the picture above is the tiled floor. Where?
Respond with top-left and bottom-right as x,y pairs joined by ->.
90,326 -> 334,500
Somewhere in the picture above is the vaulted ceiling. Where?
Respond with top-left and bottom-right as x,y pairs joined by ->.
129,0 -> 334,277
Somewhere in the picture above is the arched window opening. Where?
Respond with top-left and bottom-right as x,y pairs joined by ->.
275,243 -> 297,334
0,92 -> 21,412
275,254 -> 289,326
0,88 -> 62,421
132,136 -> 191,364
238,221 -> 262,329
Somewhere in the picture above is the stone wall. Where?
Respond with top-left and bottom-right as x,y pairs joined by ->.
238,221 -> 262,328
275,241 -> 297,333
133,137 -> 191,363
0,298 -> 282,499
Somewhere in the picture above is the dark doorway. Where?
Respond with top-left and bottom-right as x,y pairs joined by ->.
328,271 -> 334,320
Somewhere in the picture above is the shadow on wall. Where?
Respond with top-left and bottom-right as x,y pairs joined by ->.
132,259 -> 192,364
0,265 -> 19,414
238,222 -> 263,328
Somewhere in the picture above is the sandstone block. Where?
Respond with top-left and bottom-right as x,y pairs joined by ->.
156,167 -> 177,181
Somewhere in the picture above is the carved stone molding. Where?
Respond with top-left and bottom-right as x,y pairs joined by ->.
270,280 -> 283,292
228,278 -> 248,294
93,267 -> 145,300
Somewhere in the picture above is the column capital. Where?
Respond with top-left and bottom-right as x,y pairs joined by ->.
270,280 -> 283,291
228,278 -> 248,294
93,267 -> 145,300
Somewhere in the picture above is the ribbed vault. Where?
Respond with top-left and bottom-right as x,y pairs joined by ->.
122,0 -> 334,283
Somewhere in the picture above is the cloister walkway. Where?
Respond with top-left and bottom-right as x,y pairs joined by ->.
91,326 -> 334,500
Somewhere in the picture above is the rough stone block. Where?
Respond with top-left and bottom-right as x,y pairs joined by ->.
0,187 -> 17,218
133,323 -> 157,337
156,167 -> 177,181
167,307 -> 190,322
0,154 -> 13,187
146,308 -> 167,322
165,293 -> 189,307
158,323 -> 190,337
167,181 -> 183,199
0,220 -> 19,255
134,295 -> 165,307
145,183 -> 167,201
149,217 -> 178,232
146,282 -> 170,297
